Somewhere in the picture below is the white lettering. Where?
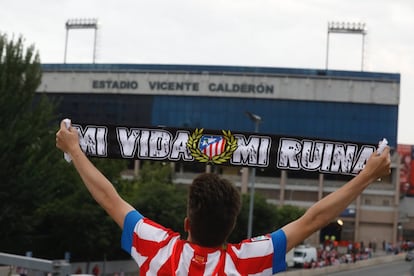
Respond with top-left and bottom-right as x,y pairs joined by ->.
321,143 -> 334,172
301,140 -> 324,170
170,131 -> 193,160
75,125 -> 108,157
352,146 -> 375,174
148,130 -> 172,158
330,144 -> 357,173
277,139 -> 302,169
116,128 -> 141,158
231,135 -> 270,167
277,138 -> 373,174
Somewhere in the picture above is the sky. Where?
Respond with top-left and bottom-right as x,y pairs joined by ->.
1,0 -> 413,144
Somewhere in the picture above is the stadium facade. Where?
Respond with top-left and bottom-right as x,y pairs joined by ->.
38,63 -> 405,248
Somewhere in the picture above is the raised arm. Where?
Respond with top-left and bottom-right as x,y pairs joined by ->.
56,120 -> 134,228
282,146 -> 391,252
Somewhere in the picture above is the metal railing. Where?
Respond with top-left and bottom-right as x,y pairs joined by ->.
0,252 -> 71,276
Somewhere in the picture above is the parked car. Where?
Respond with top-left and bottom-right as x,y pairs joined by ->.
406,250 -> 414,261
286,249 -> 294,268
293,245 -> 317,268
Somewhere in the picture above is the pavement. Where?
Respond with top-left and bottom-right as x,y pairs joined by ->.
277,252 -> 405,276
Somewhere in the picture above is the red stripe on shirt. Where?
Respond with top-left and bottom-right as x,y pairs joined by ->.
188,251 -> 208,275
227,244 -> 273,274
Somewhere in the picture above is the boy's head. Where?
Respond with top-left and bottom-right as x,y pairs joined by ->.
186,173 -> 241,247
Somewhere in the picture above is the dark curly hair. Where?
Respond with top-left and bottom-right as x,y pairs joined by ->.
187,173 -> 241,247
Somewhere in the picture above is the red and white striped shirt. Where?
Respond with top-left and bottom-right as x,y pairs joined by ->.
121,210 -> 287,275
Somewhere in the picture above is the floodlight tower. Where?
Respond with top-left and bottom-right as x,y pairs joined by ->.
64,18 -> 99,63
325,21 -> 367,71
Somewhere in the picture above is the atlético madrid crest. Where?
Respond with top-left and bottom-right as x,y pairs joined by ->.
187,128 -> 238,164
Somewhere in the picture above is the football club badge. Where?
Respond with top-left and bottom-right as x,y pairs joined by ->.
199,135 -> 226,158
187,128 -> 238,164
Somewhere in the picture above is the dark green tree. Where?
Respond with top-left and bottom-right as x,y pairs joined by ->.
274,204 -> 307,229
0,33 -> 63,252
31,157 -> 130,261
0,33 -> 129,261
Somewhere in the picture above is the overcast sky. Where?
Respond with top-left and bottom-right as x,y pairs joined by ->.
1,0 -> 413,144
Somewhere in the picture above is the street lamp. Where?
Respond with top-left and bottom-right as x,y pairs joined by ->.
246,111 -> 262,239
64,18 -> 99,63
398,223 -> 403,243
325,21 -> 367,71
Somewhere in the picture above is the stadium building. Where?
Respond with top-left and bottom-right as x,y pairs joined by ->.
38,63 -> 404,248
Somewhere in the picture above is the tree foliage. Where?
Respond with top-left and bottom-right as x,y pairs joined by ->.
32,158 -> 130,261
229,193 -> 306,242
0,33 -> 63,251
8,159 -> 112,261
0,33 -> 129,261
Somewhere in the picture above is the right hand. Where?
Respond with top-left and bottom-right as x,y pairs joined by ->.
56,119 -> 80,155
361,146 -> 391,182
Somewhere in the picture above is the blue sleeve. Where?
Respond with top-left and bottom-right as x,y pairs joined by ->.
121,210 -> 144,253
271,229 -> 287,274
